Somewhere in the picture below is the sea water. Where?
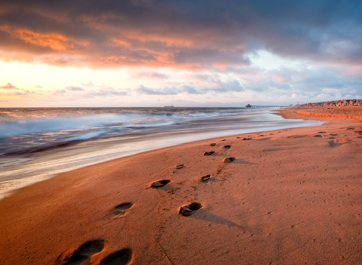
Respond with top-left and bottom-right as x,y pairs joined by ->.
0,107 -> 323,199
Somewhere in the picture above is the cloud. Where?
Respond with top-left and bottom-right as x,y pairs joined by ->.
89,89 -> 129,97
0,83 -> 18,89
0,0 -> 361,70
0,89 -> 36,96
1,0 -> 362,106
53,89 -> 67,95
81,81 -> 94,86
65,86 -> 85,91
132,70 -> 169,79
137,85 -> 178,95
137,79 -> 244,96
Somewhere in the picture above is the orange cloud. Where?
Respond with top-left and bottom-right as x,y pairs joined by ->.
112,39 -> 131,47
121,32 -> 194,48
0,25 -> 68,50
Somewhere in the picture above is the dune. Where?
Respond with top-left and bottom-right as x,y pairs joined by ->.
1,107 -> 362,264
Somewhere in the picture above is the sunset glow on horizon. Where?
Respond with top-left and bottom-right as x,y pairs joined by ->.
1,1 -> 362,107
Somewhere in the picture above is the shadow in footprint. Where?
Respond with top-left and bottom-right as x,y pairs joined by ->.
114,202 -> 133,216
179,202 -> 202,216
76,240 -> 105,256
56,239 -> 105,265
328,138 -> 349,148
222,157 -> 235,163
100,248 -> 133,265
200,174 -> 211,182
176,164 -> 184,169
328,140 -> 340,148
150,179 -> 170,188
60,252 -> 88,265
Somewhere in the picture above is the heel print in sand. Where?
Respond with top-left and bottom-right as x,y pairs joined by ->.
99,248 -> 133,265
55,239 -> 105,265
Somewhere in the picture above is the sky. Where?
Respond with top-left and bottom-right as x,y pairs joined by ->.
0,0 -> 362,107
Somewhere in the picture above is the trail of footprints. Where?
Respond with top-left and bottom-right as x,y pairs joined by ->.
56,141 -> 237,264
149,141 -> 236,218
288,127 -> 362,148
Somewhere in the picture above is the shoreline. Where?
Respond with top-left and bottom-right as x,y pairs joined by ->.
0,109 -> 322,200
1,107 -> 362,264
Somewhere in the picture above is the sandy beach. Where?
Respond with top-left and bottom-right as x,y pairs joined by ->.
1,107 -> 362,265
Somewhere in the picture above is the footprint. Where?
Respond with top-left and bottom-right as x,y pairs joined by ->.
222,157 -> 235,163
328,140 -> 340,148
330,134 -> 338,136
224,145 -> 231,148
242,137 -> 252,140
176,164 -> 184,169
113,202 -> 133,215
100,248 -> 133,265
56,239 -> 105,265
149,179 -> 171,188
318,131 -> 326,133
314,135 -> 323,138
179,202 -> 202,216
203,151 -> 215,156
200,174 -> 211,182
210,143 -> 216,146
328,138 -> 350,148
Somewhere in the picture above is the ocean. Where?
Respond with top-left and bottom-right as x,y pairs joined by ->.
0,107 -> 323,199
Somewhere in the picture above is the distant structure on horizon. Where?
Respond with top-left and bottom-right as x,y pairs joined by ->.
298,99 -> 362,107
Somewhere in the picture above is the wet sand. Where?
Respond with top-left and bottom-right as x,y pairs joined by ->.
1,107 -> 362,264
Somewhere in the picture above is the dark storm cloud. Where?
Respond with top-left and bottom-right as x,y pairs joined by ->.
0,0 -> 361,68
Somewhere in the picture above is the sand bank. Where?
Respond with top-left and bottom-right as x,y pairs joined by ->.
1,107 -> 362,264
